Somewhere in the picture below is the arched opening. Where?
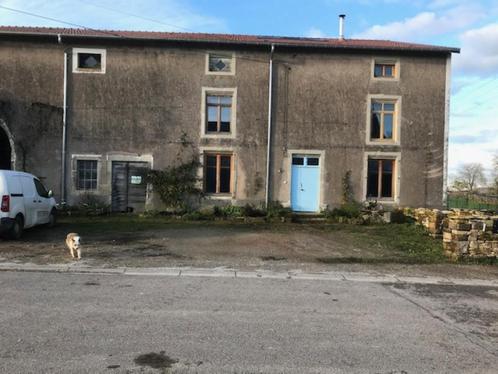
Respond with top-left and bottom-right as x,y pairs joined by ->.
0,127 -> 11,170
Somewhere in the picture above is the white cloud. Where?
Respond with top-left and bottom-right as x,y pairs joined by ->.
305,27 -> 327,38
353,4 -> 483,41
0,0 -> 227,32
453,23 -> 498,75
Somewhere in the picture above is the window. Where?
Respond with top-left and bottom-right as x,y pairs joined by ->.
76,160 -> 98,190
34,179 -> 49,198
206,95 -> 232,133
207,53 -> 234,74
73,48 -> 106,74
374,63 -> 395,78
370,100 -> 396,141
367,159 -> 394,199
204,153 -> 233,194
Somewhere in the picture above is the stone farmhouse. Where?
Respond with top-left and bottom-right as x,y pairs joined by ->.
0,24 -> 459,212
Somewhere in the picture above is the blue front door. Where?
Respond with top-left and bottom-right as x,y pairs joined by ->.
291,155 -> 320,212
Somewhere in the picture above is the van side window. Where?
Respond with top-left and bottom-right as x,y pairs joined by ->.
34,179 -> 49,198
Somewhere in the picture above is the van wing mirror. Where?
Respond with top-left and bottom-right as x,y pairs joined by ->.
48,190 -> 53,198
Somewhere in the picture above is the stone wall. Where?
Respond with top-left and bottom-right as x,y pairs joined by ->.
404,208 -> 498,259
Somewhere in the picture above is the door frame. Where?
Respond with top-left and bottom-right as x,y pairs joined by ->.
288,149 -> 325,213
106,153 -> 153,207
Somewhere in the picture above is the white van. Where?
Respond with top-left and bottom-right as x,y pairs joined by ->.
0,170 -> 57,239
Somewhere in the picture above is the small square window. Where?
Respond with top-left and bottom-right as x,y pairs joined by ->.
307,157 -> 319,166
292,157 -> 304,165
374,63 -> 396,78
73,48 -> 106,74
208,53 -> 233,73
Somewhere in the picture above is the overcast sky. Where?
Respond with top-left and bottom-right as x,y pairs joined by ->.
0,0 -> 497,178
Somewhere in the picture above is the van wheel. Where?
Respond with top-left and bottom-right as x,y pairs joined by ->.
9,215 -> 24,240
47,209 -> 57,228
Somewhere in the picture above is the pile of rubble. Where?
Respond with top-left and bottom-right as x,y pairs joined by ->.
404,208 -> 498,259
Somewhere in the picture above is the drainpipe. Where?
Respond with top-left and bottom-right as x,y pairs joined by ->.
265,44 -> 275,208
61,37 -> 69,204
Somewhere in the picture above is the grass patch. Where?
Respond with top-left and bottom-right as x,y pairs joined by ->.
321,223 -> 447,264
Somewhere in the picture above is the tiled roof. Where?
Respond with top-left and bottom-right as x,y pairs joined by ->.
0,26 -> 460,53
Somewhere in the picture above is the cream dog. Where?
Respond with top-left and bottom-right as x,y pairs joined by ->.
66,233 -> 82,260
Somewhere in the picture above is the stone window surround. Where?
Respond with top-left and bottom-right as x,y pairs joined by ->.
200,87 -> 237,139
72,47 -> 107,74
362,151 -> 401,205
205,52 -> 236,76
365,94 -> 402,146
70,154 -> 102,195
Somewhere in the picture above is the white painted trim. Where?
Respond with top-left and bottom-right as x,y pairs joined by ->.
205,52 -> 236,76
362,151 -> 401,205
442,55 -> 451,207
72,48 -> 107,74
200,87 -> 237,139
371,58 -> 400,81
365,94 -> 402,146
198,147 -> 237,200
287,149 -> 326,212
0,119 -> 16,170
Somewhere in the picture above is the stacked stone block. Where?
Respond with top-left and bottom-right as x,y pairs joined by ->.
405,208 -> 498,259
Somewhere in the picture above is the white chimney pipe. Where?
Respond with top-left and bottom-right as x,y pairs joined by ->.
339,14 -> 346,40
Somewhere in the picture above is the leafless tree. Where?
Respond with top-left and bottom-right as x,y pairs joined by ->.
492,153 -> 498,194
452,162 -> 487,193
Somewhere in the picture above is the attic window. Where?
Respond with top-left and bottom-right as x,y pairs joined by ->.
373,60 -> 398,79
73,48 -> 106,74
207,53 -> 235,74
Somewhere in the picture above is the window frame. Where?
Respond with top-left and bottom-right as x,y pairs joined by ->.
371,58 -> 400,81
363,152 -> 400,204
76,159 -> 99,191
366,94 -> 401,145
72,48 -> 107,74
206,94 -> 233,134
203,152 -> 234,195
205,52 -> 236,76
201,87 -> 237,139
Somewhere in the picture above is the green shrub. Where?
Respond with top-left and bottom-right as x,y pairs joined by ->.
329,202 -> 362,219
266,201 -> 292,219
145,158 -> 202,212
213,205 -> 245,218
242,204 -> 266,217
76,193 -> 110,216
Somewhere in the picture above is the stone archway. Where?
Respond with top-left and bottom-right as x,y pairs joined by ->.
0,120 -> 16,170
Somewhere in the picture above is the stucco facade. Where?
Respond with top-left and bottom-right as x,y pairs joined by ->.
0,28 -> 458,211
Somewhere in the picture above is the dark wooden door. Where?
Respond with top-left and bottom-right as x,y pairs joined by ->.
111,161 -> 149,213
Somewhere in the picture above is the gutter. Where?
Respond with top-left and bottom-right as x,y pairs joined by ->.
265,44 -> 275,207
60,34 -> 69,204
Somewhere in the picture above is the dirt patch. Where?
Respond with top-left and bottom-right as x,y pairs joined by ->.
134,351 -> 178,369
1,216 -> 498,278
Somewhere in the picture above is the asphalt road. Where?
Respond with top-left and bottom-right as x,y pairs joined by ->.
1,271 -> 498,373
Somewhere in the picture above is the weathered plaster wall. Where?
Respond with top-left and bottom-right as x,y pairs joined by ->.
271,51 -> 447,209
0,38 -> 448,209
